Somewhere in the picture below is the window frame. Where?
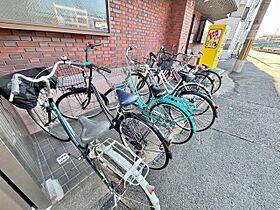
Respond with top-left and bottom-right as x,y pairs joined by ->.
0,0 -> 111,36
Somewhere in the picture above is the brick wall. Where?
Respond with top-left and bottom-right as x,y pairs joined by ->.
0,0 -> 199,76
165,0 -> 195,53
0,0 -> 174,76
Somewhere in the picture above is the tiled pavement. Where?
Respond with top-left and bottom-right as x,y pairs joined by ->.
32,113 -> 119,196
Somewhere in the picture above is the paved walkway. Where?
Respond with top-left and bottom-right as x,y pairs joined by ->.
148,60 -> 280,209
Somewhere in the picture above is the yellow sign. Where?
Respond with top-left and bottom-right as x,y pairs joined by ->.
199,24 -> 228,69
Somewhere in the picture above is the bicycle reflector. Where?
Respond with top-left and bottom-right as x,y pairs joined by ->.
147,185 -> 156,195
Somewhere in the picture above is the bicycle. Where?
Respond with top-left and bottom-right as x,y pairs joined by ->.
150,46 -> 215,96
130,52 -> 218,132
103,47 -> 197,144
8,59 -> 162,209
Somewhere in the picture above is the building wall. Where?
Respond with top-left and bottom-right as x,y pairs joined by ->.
216,0 -> 261,59
0,0 -> 199,76
188,10 -> 204,54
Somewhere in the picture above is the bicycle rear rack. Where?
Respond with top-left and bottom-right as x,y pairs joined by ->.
92,138 -> 149,186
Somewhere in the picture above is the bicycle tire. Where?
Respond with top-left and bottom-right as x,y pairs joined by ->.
116,112 -> 170,170
56,88 -> 107,120
176,83 -> 212,99
193,73 -> 215,94
178,90 -> 217,132
27,88 -> 70,141
149,102 -> 194,144
202,70 -> 222,93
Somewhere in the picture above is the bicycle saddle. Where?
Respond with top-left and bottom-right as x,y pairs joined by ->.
178,71 -> 195,82
116,89 -> 139,107
187,64 -> 197,70
78,116 -> 110,144
150,85 -> 166,98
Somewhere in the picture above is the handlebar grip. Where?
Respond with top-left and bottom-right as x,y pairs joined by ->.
98,67 -> 112,73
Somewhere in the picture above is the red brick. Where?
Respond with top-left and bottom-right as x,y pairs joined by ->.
48,42 -> 66,47
14,64 -> 26,70
12,30 -> 35,36
60,38 -> 75,42
4,42 -> 17,47
36,47 -> 55,52
39,58 -> 59,63
0,36 -> 20,41
0,54 -> 10,59
22,53 -> 44,59
32,37 -> 51,42
6,59 -> 30,65
35,31 -> 46,37
0,48 -> 24,53
46,32 -> 64,38
17,42 -> 38,47
20,36 -> 32,41
9,54 -> 22,60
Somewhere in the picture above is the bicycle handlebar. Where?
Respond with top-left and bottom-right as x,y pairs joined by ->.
9,58 -> 112,102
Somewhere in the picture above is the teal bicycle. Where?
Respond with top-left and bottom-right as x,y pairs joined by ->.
7,58 -> 162,209
103,47 -> 197,144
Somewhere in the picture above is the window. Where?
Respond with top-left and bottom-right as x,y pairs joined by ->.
0,0 -> 110,35
241,7 -> 250,21
196,18 -> 212,43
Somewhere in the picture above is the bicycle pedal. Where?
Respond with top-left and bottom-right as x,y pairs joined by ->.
56,153 -> 70,165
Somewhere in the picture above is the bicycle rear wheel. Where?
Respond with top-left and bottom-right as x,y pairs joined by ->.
93,154 -> 159,210
177,83 -> 212,99
117,112 -> 170,170
202,70 -> 222,93
193,73 -> 214,94
149,103 -> 194,144
27,88 -> 69,141
178,90 -> 217,132
56,88 -> 106,120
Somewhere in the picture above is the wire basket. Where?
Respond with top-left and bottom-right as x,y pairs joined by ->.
94,138 -> 149,186
56,64 -> 89,91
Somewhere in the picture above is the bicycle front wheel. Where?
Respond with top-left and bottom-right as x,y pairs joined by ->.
117,112 -> 170,170
56,88 -> 106,120
27,88 -> 69,141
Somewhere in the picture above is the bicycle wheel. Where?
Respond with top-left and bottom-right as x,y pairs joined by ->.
117,112 -> 170,170
193,73 -> 214,94
56,88 -> 106,120
149,103 -> 194,144
27,88 -> 69,141
202,70 -> 222,93
93,155 -> 159,209
177,83 -> 212,99
178,90 -> 217,132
